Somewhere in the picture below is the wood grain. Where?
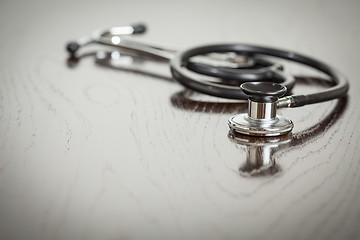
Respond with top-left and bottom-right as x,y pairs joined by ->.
0,0 -> 359,240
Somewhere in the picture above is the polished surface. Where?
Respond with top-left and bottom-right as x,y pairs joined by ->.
249,101 -> 277,119
1,0 -> 360,240
228,113 -> 294,136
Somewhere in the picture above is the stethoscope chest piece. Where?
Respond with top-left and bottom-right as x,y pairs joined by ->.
228,82 -> 294,137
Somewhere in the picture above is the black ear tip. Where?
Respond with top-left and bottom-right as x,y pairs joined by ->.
132,23 -> 146,34
66,42 -> 80,55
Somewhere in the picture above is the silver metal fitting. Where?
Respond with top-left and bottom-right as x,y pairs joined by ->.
277,96 -> 295,108
228,82 -> 294,136
249,101 -> 277,119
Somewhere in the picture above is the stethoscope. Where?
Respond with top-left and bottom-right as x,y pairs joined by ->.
66,23 -> 349,137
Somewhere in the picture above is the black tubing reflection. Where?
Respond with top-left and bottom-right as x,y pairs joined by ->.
66,50 -> 348,177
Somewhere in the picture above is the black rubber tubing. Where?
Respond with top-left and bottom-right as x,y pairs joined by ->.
170,44 -> 349,107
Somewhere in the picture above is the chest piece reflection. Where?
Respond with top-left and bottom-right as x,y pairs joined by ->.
228,131 -> 292,177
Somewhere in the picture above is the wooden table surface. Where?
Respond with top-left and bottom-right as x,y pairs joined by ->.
1,0 -> 359,239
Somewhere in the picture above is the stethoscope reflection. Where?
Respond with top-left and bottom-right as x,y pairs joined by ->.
67,50 -> 348,177
68,50 -> 157,73
67,50 -> 249,113
228,133 -> 291,177
67,49 -> 248,83
228,96 -> 347,177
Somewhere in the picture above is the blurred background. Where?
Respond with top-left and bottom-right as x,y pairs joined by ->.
0,0 -> 359,240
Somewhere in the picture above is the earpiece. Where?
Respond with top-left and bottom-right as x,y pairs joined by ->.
66,41 -> 80,55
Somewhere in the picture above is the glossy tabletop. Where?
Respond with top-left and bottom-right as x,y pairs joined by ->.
0,0 -> 359,240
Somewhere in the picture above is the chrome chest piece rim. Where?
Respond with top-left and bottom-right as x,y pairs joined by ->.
228,82 -> 294,137
228,114 -> 293,136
